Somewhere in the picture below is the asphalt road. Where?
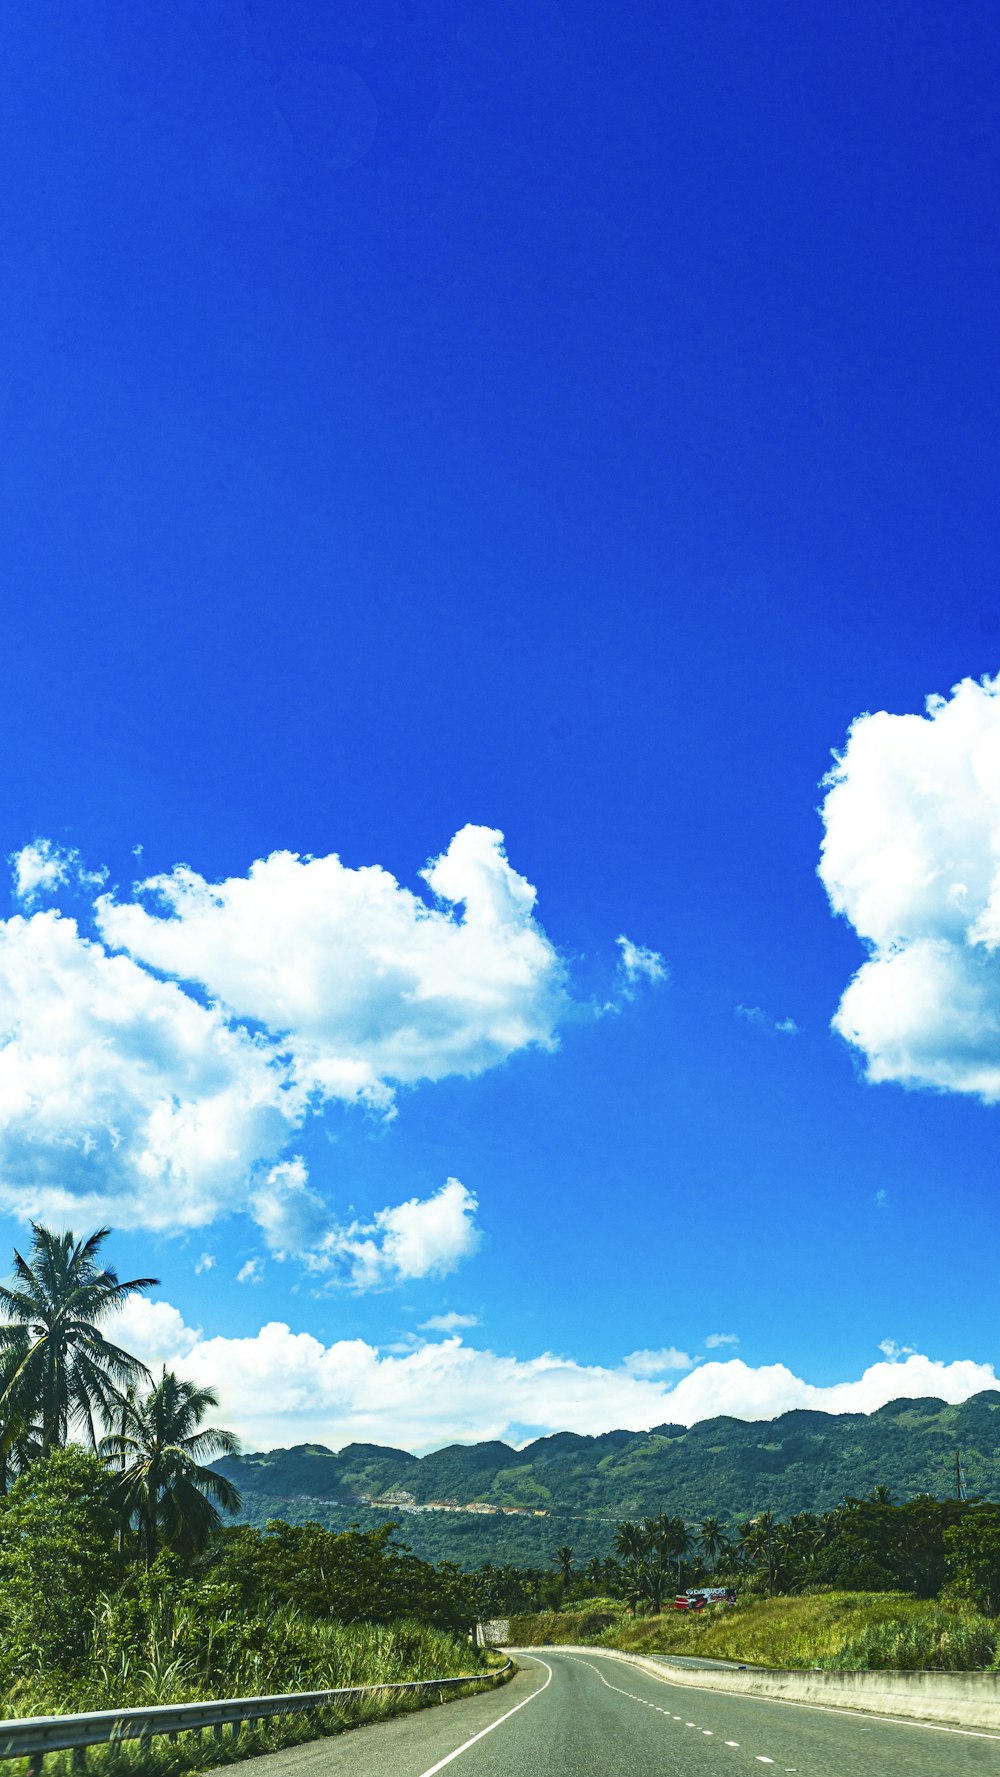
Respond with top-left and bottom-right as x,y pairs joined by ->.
213,1649 -> 1000,1776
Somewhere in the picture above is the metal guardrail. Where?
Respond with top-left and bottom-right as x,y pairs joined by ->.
0,1659 -> 514,1773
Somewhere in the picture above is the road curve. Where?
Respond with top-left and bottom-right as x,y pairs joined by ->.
210,1648 -> 1000,1776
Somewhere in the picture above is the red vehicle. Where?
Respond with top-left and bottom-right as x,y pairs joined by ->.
672,1593 -> 706,1611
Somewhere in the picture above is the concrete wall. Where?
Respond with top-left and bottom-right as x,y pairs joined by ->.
534,1643 -> 1000,1734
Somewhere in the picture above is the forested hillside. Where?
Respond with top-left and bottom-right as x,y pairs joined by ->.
217,1392 -> 1000,1568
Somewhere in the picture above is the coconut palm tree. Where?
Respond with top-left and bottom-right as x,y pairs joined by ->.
0,1349 -> 42,1495
614,1519 -> 648,1562
101,1369 -> 241,1564
0,1226 -> 157,1455
555,1544 -> 574,1586
700,1515 -> 725,1568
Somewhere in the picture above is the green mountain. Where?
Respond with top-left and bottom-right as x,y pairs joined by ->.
216,1391 -> 1000,1569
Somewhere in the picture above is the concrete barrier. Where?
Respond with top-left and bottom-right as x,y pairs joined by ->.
524,1643 -> 1000,1734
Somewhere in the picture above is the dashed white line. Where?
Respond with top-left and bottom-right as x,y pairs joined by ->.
725,1742 -> 739,1748
756,1759 -> 775,1766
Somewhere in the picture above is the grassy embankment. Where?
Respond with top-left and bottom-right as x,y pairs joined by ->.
509,1593 -> 1000,1670
2,1619 -> 509,1777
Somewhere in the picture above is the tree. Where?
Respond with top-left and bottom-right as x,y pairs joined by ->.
0,1226 -> 157,1456
102,1369 -> 241,1565
0,1446 -> 118,1682
700,1515 -> 725,1568
0,1349 -> 41,1497
555,1544 -> 574,1586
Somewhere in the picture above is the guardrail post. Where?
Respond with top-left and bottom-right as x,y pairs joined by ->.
26,1757 -> 43,1777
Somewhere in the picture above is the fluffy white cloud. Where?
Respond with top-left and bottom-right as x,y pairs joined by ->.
0,910 -> 294,1232
96,826 -> 567,1103
420,1311 -> 480,1332
616,934 -> 668,989
704,1332 -> 739,1349
113,1300 -> 1000,1454
622,1347 -> 694,1376
820,675 -> 1000,1098
324,1179 -> 481,1290
0,827 -> 587,1280
237,1258 -> 264,1285
10,840 -> 106,906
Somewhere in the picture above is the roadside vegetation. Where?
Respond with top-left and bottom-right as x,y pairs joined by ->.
508,1593 -> 999,1671
472,1492 -> 1000,1671
0,1226 -> 502,1772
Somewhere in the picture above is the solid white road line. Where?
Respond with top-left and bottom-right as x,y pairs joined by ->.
415,1658 -> 553,1777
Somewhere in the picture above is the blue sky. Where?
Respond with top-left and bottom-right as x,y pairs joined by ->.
2,0 -> 999,1451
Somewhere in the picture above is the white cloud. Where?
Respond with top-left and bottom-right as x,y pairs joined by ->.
0,827 -> 584,1282
323,1179 -> 481,1290
819,675 -> 1000,1099
96,826 -> 567,1103
736,1005 -> 800,1035
194,1253 -> 216,1274
0,910 -> 295,1233
10,840 -> 105,907
622,1347 -> 694,1376
114,1306 -> 1000,1454
616,934 -> 668,989
704,1332 -> 739,1349
237,1258 -> 264,1285
878,1339 -> 916,1360
420,1311 -> 480,1332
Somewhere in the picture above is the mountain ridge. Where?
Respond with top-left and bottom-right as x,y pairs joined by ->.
215,1390 -> 1000,1568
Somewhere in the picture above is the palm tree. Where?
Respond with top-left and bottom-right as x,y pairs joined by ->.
0,1226 -> 158,1455
0,1349 -> 41,1496
700,1515 -> 725,1568
614,1519 -> 648,1562
555,1544 -> 574,1586
101,1369 -> 241,1564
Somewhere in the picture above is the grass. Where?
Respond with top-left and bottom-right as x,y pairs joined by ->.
509,1592 -> 1000,1670
1,1617 -> 512,1777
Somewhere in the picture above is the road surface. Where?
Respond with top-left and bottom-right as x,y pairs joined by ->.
210,1648 -> 1000,1776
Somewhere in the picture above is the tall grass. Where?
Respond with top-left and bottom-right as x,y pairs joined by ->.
510,1592 -> 1000,1671
1,1604 -> 506,1777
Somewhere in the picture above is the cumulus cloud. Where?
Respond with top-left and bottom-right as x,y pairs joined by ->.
820,675 -> 1000,1099
420,1311 -> 480,1332
96,825 -> 567,1104
0,826 -> 591,1281
0,910 -> 294,1233
114,1300 -> 1000,1453
704,1332 -> 739,1349
622,1347 -> 694,1376
11,840 -> 106,906
616,935 -> 668,989
324,1179 -> 481,1290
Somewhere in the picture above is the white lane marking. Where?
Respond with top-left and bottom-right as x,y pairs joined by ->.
725,1742 -> 739,1748
415,1657 -> 552,1777
548,1646 -> 1000,1744
702,1729 -> 713,1735
756,1759 -> 774,1765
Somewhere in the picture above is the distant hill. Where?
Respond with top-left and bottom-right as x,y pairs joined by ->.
215,1391 -> 1000,1569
